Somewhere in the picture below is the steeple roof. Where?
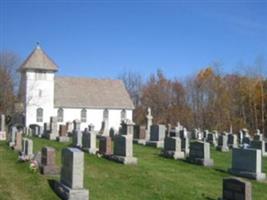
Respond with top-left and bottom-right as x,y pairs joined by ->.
19,44 -> 58,72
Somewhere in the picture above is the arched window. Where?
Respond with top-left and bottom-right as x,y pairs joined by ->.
36,108 -> 43,122
103,109 -> 109,120
81,108 -> 87,122
121,109 -> 126,121
57,108 -> 64,122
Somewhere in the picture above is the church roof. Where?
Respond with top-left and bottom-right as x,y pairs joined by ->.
19,44 -> 58,72
54,76 -> 135,109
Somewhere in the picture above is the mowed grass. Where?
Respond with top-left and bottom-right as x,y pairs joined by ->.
0,137 -> 267,200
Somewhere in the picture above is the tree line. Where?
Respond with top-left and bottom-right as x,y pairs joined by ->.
119,62 -> 267,136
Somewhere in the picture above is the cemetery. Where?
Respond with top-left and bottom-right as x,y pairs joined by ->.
0,110 -> 267,200
1,1 -> 267,199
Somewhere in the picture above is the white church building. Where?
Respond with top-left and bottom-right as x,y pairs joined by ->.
18,44 -> 134,130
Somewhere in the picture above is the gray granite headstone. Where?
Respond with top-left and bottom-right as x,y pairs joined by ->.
146,124 -> 166,148
229,148 -> 266,181
222,177 -> 252,200
217,134 -> 229,152
82,129 -> 97,154
49,117 -> 58,140
162,137 -> 185,159
54,148 -> 89,200
228,134 -> 238,149
111,134 -> 137,164
145,107 -> 153,141
187,141 -> 214,167
250,140 -> 267,157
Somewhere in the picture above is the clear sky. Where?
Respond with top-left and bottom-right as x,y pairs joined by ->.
1,0 -> 266,79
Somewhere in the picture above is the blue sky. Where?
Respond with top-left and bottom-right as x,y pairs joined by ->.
1,0 -> 266,79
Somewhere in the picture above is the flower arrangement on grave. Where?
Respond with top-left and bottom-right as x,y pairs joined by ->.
29,160 -> 38,173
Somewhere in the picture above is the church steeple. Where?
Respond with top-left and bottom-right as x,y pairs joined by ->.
19,43 -> 58,72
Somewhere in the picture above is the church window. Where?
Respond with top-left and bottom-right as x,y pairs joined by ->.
57,108 -> 64,122
81,108 -> 87,122
36,108 -> 43,122
103,109 -> 109,120
121,109 -> 126,121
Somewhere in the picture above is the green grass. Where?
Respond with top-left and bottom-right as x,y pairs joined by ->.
0,137 -> 267,200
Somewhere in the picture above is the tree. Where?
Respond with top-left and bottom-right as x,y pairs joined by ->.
0,51 -> 20,114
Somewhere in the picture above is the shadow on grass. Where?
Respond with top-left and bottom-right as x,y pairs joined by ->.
48,179 -> 62,199
214,168 -> 228,175
202,193 -> 218,200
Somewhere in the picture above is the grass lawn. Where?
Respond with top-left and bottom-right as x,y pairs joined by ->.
0,137 -> 267,200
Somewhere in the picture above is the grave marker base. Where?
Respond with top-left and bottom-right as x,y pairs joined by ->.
228,168 -> 266,181
162,150 -> 185,160
146,141 -> 164,148
83,148 -> 98,155
57,136 -> 70,143
216,146 -> 229,152
53,181 -> 89,200
109,155 -> 138,165
187,157 -> 214,167
133,139 -> 146,145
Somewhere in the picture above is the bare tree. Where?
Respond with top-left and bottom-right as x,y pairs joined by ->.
0,51 -> 20,114
118,71 -> 143,107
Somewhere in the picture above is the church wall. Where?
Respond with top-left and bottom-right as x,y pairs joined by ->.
55,108 -> 133,131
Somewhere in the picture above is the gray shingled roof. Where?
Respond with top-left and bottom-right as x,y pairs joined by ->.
19,45 -> 58,72
54,76 -> 135,109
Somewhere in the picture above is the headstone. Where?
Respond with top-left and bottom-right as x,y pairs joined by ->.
251,140 -> 267,157
187,141 -> 214,167
72,120 -> 82,147
73,131 -> 82,148
175,122 -> 183,133
0,114 -> 6,141
40,147 -> 59,175
242,129 -> 251,145
162,137 -> 185,159
99,136 -> 113,156
146,124 -> 166,148
203,130 -> 209,140
181,137 -> 190,155
14,131 -> 22,151
53,148 -> 89,200
197,130 -> 203,140
9,126 -> 17,147
133,125 -> 146,145
66,121 -> 73,135
238,130 -> 244,144
19,138 -> 33,161
145,107 -> 153,141
44,123 -> 49,137
228,134 -> 238,149
99,119 -> 109,136
111,134 -> 137,164
166,124 -> 172,137
0,114 -> 5,132
229,148 -> 266,181
180,128 -> 188,139
82,129 -> 97,154
217,134 -> 229,152
221,177 -> 252,200
57,125 -> 70,142
121,120 -> 135,135
254,130 -> 263,141
207,133 -> 217,146
34,126 -> 40,137
48,117 -> 58,140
